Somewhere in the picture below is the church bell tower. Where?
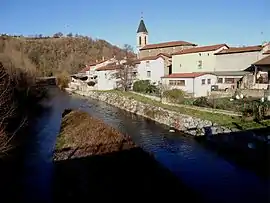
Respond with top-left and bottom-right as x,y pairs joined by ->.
136,14 -> 148,53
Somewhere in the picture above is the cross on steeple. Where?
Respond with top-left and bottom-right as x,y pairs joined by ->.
141,12 -> 143,19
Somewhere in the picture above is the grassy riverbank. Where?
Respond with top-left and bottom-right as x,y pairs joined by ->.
54,110 -> 205,202
98,90 -> 270,130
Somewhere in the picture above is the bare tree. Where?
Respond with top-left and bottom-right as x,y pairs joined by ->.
112,44 -> 137,91
157,82 -> 170,102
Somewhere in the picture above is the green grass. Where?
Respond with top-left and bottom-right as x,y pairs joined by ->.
96,90 -> 270,130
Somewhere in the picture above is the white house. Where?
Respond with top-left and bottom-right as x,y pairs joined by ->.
95,64 -> 120,90
161,73 -> 217,97
136,53 -> 171,84
171,44 -> 229,73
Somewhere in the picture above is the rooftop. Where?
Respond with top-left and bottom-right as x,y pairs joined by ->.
162,73 -> 213,78
215,45 -> 262,55
139,53 -> 171,61
253,55 -> 270,66
263,50 -> 270,55
172,44 -> 228,55
137,19 -> 148,33
140,41 -> 196,51
212,71 -> 249,76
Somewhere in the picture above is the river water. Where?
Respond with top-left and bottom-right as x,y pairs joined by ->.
23,88 -> 269,203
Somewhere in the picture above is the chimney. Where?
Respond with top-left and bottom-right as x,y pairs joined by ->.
96,59 -> 98,63
102,56 -> 105,61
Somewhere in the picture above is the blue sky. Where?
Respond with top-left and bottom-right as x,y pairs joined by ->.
1,0 -> 269,49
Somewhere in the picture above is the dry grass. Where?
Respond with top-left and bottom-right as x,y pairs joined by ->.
55,110 -> 135,158
0,39 -> 47,158
55,71 -> 71,90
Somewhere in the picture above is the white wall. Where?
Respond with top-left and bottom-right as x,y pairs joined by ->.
137,57 -> 165,84
96,70 -> 118,90
162,74 -> 217,97
194,74 -> 217,97
215,51 -> 263,71
172,46 -> 227,73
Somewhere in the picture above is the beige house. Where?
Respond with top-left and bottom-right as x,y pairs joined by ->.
171,44 -> 229,73
136,18 -> 196,59
214,45 -> 268,72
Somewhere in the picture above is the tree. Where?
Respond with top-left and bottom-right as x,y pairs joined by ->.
67,33 -> 73,37
53,32 -> 63,38
113,44 -> 137,91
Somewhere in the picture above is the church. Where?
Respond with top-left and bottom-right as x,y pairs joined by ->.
136,18 -> 197,59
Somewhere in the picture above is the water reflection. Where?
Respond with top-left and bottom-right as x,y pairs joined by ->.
26,88 -> 269,203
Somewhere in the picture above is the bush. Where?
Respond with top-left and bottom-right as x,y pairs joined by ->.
163,89 -> 185,104
133,80 -> 151,93
56,71 -> 70,90
193,97 -> 211,107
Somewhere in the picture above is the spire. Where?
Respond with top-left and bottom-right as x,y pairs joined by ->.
137,13 -> 148,33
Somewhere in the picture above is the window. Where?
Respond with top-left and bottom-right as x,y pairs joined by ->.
201,79 -> 205,85
207,79 -> 211,84
147,71 -> 151,78
218,77 -> 223,83
139,36 -> 141,46
169,80 -> 185,86
208,53 -> 210,56
224,78 -> 235,84
146,60 -> 150,67
144,36 -> 147,45
179,64 -> 182,68
199,53 -> 201,56
198,60 -> 202,69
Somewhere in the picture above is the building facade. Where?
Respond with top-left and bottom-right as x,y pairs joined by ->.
136,54 -> 170,84
171,44 -> 228,73
161,73 -> 217,97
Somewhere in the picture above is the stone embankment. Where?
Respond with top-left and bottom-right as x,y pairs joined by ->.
66,82 -> 239,136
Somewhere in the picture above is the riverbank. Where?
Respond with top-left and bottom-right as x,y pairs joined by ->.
66,88 -> 270,135
53,110 -> 205,202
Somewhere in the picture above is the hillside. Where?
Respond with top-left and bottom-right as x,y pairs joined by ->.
0,34 -> 133,76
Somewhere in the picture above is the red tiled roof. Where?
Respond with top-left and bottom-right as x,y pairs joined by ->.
140,41 -> 196,50
253,55 -> 270,66
215,45 -> 262,55
96,63 -> 119,71
172,44 -> 228,56
263,50 -> 270,55
139,53 -> 171,61
162,73 -> 212,78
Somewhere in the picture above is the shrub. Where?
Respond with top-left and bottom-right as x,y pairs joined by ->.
56,71 -> 70,90
133,80 -> 151,93
163,89 -> 185,104
193,97 -> 211,107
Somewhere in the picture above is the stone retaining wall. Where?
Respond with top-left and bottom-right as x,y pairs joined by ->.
67,83 -> 239,136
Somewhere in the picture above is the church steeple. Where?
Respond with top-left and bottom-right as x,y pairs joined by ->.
137,18 -> 148,33
136,13 -> 149,51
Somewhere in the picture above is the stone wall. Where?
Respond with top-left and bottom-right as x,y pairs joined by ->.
67,83 -> 239,136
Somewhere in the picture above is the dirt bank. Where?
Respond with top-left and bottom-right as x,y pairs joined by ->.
54,110 -> 135,160
54,110 -> 205,202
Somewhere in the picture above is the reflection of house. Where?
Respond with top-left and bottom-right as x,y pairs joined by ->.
136,53 -> 171,84
161,73 -> 217,97
171,44 -> 229,73
136,17 -> 196,59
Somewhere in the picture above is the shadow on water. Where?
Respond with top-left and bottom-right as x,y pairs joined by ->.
53,147 -> 204,202
23,88 -> 269,203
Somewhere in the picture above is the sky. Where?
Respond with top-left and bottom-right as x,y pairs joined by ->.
1,0 -> 269,49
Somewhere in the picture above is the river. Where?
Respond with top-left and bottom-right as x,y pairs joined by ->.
23,88 -> 269,203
